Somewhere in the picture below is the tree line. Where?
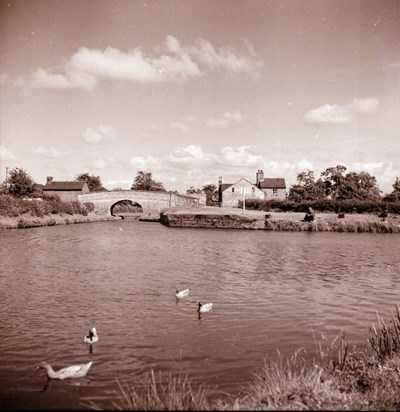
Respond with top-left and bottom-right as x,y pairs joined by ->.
1,165 -> 399,204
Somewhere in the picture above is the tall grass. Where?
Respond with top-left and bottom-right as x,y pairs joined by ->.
368,305 -> 400,359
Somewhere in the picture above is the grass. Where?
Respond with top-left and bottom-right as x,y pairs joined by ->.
85,306 -> 400,411
162,206 -> 400,233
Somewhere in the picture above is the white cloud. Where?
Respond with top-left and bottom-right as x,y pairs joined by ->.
0,145 -> 17,161
32,146 -> 63,158
350,98 -> 379,114
187,37 -> 264,75
83,125 -> 115,143
219,145 -> 262,166
304,97 -> 380,126
304,104 -> 353,125
206,111 -> 244,128
129,155 -> 161,170
32,68 -> 97,90
21,36 -> 263,90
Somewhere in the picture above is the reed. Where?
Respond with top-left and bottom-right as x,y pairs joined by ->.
84,369 -> 229,411
368,305 -> 400,359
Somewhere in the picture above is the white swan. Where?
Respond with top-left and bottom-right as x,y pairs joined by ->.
35,361 -> 93,380
198,302 -> 213,313
83,327 -> 98,344
176,288 -> 190,298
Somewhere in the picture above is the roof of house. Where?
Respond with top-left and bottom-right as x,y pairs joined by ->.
220,183 -> 233,191
43,181 -> 88,191
258,178 -> 286,189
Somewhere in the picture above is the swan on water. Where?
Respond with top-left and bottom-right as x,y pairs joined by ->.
84,327 -> 98,344
176,288 -> 190,298
35,361 -> 93,380
198,302 -> 213,313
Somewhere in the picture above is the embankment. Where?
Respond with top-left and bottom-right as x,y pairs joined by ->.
160,206 -> 400,233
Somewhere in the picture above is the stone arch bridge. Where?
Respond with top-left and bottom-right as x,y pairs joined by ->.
78,190 -> 202,215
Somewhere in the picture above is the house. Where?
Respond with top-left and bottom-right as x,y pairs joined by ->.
218,177 -> 265,207
42,176 -> 90,202
256,170 -> 286,200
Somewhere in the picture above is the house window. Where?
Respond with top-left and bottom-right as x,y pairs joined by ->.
252,187 -> 255,193
272,188 -> 278,195
232,188 -> 235,192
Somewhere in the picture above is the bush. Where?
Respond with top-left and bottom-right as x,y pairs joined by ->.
245,198 -> 399,215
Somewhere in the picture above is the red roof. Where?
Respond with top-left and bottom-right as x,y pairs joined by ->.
43,181 -> 88,191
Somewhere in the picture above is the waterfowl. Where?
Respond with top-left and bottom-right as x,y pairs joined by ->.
35,361 -> 93,380
84,327 -> 98,344
176,288 -> 190,298
198,302 -> 213,313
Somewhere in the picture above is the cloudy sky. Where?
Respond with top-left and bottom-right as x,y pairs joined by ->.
1,0 -> 399,194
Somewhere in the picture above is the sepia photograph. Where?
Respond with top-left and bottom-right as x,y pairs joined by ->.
1,0 -> 400,410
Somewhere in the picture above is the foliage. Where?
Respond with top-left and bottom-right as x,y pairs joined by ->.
288,170 -> 326,201
202,184 -> 218,206
382,177 -> 400,202
288,165 -> 381,202
3,167 -> 37,198
368,305 -> 400,360
245,198 -> 400,215
186,186 -> 203,195
76,173 -> 107,192
0,194 -> 91,218
131,171 -> 166,192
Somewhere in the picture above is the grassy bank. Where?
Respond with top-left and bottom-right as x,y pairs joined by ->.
161,206 -> 400,233
85,307 -> 400,411
0,194 -> 121,229
0,212 -> 119,229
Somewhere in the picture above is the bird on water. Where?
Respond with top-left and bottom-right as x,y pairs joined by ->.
35,361 -> 93,380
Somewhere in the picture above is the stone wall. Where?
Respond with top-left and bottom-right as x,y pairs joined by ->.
160,212 -> 265,229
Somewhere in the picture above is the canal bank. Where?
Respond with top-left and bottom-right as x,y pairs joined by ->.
160,206 -> 400,233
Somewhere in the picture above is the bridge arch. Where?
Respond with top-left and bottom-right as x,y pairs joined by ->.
78,190 -> 202,216
110,199 -> 143,216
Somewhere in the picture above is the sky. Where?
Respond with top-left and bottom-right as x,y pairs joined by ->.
1,0 -> 399,195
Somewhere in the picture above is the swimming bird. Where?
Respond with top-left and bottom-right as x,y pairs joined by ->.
84,327 -> 98,344
197,302 -> 213,313
176,288 -> 190,298
35,361 -> 93,380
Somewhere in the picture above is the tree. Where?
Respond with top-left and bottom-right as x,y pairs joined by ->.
186,186 -> 202,195
318,166 -> 381,201
338,171 -> 381,201
131,171 -> 166,192
202,183 -> 218,206
383,177 -> 400,202
320,165 -> 347,199
5,167 -> 37,197
287,170 -> 326,202
76,173 -> 107,192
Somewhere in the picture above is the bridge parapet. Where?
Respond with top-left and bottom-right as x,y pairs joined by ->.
78,190 -> 201,215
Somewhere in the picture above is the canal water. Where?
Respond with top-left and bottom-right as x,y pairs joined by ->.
0,220 -> 399,409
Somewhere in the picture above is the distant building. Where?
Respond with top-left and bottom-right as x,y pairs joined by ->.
42,176 -> 90,202
218,176 -> 265,208
218,170 -> 287,207
255,170 -> 286,200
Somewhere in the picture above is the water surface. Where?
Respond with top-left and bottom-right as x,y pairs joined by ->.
0,220 -> 399,409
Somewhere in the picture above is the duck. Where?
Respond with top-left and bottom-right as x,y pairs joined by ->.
84,327 -> 98,344
197,302 -> 213,313
176,288 -> 190,298
35,361 -> 93,380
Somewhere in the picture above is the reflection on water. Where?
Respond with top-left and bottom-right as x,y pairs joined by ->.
0,221 -> 399,409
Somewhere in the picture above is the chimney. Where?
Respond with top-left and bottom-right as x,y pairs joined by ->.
218,176 -> 223,205
256,169 -> 264,185
46,176 -> 53,185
